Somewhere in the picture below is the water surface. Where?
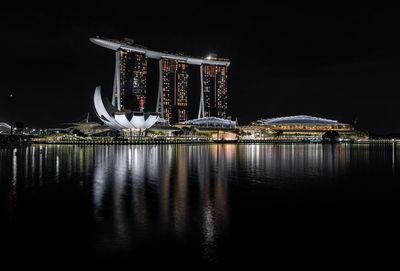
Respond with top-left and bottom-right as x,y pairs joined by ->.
1,144 -> 399,266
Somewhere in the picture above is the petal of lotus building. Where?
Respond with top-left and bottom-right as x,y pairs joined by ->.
93,86 -> 159,130
0,122 -> 11,134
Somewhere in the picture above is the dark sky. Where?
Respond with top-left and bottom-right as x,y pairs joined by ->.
1,2 -> 400,134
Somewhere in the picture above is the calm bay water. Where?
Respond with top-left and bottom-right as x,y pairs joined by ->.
1,143 -> 399,266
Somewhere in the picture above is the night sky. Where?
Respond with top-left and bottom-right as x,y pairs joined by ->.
1,2 -> 400,134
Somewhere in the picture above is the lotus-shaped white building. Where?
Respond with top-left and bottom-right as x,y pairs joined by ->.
93,86 -> 159,130
0,122 -> 11,134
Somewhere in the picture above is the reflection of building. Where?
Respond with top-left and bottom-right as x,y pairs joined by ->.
201,64 -> 228,118
90,145 -> 230,256
238,144 -> 349,180
160,59 -> 189,123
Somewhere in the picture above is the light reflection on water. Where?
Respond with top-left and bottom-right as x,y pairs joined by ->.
0,143 -> 399,263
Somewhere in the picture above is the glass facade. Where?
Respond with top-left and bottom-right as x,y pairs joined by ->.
202,64 -> 228,118
119,50 -> 147,111
92,38 -> 230,118
162,58 -> 189,123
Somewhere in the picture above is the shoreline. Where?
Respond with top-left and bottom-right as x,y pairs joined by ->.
22,139 -> 400,146
2,137 -> 399,147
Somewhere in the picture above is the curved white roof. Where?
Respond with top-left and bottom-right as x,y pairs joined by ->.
93,86 -> 159,130
256,115 -> 345,125
182,117 -> 236,128
0,122 -> 11,129
90,37 -> 230,67
93,86 -> 123,130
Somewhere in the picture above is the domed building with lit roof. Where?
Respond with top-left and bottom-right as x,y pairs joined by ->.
242,115 -> 367,141
252,115 -> 352,131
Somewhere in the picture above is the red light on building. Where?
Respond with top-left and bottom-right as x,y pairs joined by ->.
138,96 -> 145,109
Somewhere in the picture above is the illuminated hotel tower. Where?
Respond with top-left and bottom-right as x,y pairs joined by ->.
116,50 -> 147,111
110,38 -> 147,112
199,64 -> 228,118
157,58 -> 189,123
90,37 -> 230,119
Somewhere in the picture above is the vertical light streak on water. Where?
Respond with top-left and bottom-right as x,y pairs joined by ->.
80,146 -> 90,186
327,144 -> 338,176
113,146 -> 129,246
44,146 -> 48,180
134,147 -> 146,231
325,144 -> 333,177
79,147 -> 84,176
93,147 -> 106,218
392,142 -> 396,175
12,148 -> 17,184
131,146 -> 147,229
291,143 -> 295,175
38,146 -> 43,183
214,144 -> 232,240
66,146 -> 72,179
202,204 -> 216,262
333,144 -> 340,177
55,154 -> 60,183
10,148 -> 18,211
128,147 -> 132,167
317,143 -> 323,172
173,146 -> 188,236
218,145 -> 231,223
31,146 -> 35,178
83,147 -> 90,180
160,146 -> 172,228
198,145 -> 216,263
24,146 -> 29,183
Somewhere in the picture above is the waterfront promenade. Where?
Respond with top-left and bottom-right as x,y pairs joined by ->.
2,134 -> 399,147
31,138 -> 400,145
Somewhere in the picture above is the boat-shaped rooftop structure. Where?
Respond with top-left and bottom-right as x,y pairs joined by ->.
90,37 -> 230,67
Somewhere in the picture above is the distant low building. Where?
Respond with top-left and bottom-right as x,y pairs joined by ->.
211,130 -> 238,142
243,115 -> 366,141
178,117 -> 237,129
252,115 -> 352,131
66,122 -> 113,136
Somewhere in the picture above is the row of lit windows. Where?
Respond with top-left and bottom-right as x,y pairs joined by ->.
162,59 -> 189,73
178,109 -> 187,122
203,65 -> 228,77
119,50 -> 227,117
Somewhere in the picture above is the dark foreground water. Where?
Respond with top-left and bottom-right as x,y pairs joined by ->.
1,143 -> 400,267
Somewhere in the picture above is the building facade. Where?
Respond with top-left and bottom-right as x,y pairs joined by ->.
239,115 -> 363,141
90,37 -> 230,124
202,64 -> 228,118
160,58 -> 189,123
119,50 -> 147,111
251,115 -> 353,131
